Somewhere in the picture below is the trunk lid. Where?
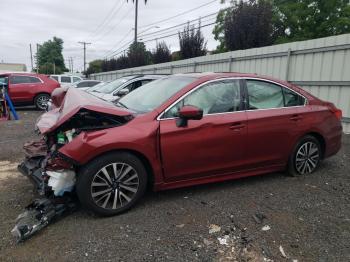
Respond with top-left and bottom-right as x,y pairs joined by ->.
36,87 -> 133,134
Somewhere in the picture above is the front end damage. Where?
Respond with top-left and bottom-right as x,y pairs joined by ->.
12,106 -> 133,242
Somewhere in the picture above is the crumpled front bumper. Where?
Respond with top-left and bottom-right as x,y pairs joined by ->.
17,158 -> 48,196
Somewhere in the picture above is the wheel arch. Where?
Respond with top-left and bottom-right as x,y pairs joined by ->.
33,92 -> 51,103
302,132 -> 326,158
77,148 -> 156,189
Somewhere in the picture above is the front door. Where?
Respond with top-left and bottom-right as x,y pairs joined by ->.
159,79 -> 248,182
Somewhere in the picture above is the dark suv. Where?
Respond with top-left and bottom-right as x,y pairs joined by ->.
0,73 -> 60,110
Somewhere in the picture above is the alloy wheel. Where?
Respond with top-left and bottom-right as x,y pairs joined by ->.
295,141 -> 320,175
90,162 -> 139,210
36,95 -> 49,110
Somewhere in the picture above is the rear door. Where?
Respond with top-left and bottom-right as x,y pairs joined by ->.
244,79 -> 300,168
159,79 -> 248,182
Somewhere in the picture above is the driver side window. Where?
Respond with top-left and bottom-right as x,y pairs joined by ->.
163,80 -> 241,118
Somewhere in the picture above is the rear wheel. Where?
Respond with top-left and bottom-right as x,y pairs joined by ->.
288,135 -> 321,176
76,152 -> 148,216
34,93 -> 50,110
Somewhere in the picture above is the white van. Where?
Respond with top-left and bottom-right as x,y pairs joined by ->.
50,75 -> 83,87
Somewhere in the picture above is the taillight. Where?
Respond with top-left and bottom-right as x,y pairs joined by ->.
333,109 -> 342,120
326,102 -> 342,120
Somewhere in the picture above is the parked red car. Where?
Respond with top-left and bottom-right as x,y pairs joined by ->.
19,73 -> 342,216
0,73 -> 60,110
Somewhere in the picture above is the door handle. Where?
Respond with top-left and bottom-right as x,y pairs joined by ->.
229,122 -> 246,131
290,114 -> 303,121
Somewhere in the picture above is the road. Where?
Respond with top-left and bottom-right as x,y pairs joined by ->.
0,109 -> 349,261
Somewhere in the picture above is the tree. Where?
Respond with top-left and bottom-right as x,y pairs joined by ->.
213,0 -> 275,52
127,42 -> 152,67
86,59 -> 103,75
152,41 -> 171,64
273,0 -> 350,43
179,22 -> 207,59
37,37 -> 67,74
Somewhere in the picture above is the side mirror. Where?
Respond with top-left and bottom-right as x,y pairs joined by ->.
176,105 -> 203,127
115,88 -> 129,96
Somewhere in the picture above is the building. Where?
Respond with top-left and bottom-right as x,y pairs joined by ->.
0,63 -> 27,73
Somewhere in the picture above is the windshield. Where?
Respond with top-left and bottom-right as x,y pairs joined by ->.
117,76 -> 195,113
95,76 -> 135,94
86,82 -> 106,92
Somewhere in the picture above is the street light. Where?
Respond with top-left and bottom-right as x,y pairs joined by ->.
133,25 -> 160,37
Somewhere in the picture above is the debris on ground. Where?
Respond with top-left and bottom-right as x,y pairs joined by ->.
209,224 -> 221,234
252,212 -> 266,224
261,225 -> 271,231
175,224 -> 185,228
217,235 -> 230,245
11,197 -> 77,242
279,245 -> 288,258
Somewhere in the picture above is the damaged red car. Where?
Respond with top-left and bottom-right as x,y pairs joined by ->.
19,73 -> 342,217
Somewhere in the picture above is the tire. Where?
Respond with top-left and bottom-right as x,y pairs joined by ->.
34,93 -> 50,110
288,135 -> 322,176
76,152 -> 148,216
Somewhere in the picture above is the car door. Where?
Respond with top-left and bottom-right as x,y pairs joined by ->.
8,75 -> 38,102
244,79 -> 300,169
159,79 -> 248,182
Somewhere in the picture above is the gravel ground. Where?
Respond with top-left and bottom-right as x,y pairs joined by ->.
0,109 -> 349,261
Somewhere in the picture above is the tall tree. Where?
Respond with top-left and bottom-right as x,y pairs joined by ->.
213,0 -> 275,52
152,41 -> 171,64
37,37 -> 67,74
179,22 -> 207,59
127,42 -> 152,67
273,0 -> 350,43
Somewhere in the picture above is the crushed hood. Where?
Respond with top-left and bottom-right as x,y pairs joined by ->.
36,87 -> 133,134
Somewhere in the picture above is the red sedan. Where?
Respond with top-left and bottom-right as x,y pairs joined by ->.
0,73 -> 60,110
20,73 -> 342,216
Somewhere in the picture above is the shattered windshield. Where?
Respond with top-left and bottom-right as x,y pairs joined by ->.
117,76 -> 195,113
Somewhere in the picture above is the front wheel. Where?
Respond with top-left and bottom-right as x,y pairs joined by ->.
76,152 -> 148,216
288,135 -> 321,176
34,93 -> 50,110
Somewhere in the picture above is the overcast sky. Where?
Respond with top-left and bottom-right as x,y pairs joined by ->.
0,0 -> 230,72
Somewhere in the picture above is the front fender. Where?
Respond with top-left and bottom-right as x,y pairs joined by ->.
58,121 -> 162,179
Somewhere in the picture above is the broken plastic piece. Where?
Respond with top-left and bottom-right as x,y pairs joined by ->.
11,198 -> 77,242
47,170 -> 76,196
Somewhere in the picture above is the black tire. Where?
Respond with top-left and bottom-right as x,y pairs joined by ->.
76,152 -> 148,216
34,93 -> 50,110
288,135 -> 322,176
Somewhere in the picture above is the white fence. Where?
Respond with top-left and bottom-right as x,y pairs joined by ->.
91,34 -> 350,133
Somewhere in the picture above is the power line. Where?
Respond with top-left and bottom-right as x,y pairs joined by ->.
88,1 -> 125,38
93,5 -> 134,43
139,0 -> 217,29
103,29 -> 134,58
139,17 -> 217,42
138,12 -> 218,39
141,21 -> 216,43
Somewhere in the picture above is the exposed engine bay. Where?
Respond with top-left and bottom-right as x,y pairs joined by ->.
12,109 -> 133,242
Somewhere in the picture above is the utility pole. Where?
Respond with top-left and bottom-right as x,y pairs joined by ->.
70,57 -> 74,73
36,44 -> 40,74
78,42 -> 91,73
134,0 -> 139,43
29,44 -> 34,72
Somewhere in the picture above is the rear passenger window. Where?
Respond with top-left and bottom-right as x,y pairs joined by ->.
247,80 -> 284,110
29,77 -> 41,83
283,88 -> 305,106
61,76 -> 71,83
51,76 -> 58,81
